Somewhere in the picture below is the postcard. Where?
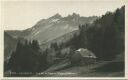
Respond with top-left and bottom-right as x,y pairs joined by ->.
0,0 -> 127,79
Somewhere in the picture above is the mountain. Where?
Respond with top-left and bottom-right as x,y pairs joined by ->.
4,32 -> 17,61
4,13 -> 98,61
6,13 -> 98,45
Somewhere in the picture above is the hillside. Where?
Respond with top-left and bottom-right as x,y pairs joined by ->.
4,32 -> 17,61
40,30 -> 80,50
36,6 -> 125,77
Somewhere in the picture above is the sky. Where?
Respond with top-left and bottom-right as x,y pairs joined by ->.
1,0 -> 124,30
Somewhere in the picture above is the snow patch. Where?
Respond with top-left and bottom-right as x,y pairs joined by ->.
33,31 -> 40,36
31,30 -> 40,38
51,19 -> 60,22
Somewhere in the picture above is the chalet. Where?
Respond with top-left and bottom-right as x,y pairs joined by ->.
70,48 -> 97,65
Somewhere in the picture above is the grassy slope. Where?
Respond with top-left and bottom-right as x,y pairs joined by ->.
35,53 -> 124,77
38,61 -> 124,77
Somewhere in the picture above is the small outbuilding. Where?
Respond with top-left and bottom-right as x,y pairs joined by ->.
70,48 -> 97,65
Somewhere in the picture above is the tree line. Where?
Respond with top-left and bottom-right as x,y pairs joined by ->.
67,6 -> 125,60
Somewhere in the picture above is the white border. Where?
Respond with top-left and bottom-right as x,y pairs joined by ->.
0,0 -> 128,79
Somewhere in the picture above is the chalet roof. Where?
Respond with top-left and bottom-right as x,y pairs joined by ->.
76,48 -> 97,58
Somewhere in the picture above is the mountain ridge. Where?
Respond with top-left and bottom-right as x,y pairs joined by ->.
6,13 -> 98,45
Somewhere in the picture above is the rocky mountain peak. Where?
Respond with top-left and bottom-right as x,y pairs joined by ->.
50,13 -> 62,19
67,13 -> 80,18
72,13 -> 80,17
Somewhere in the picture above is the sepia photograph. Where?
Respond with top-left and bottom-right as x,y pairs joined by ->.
1,0 -> 126,78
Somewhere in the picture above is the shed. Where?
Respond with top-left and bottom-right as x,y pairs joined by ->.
71,48 -> 97,65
